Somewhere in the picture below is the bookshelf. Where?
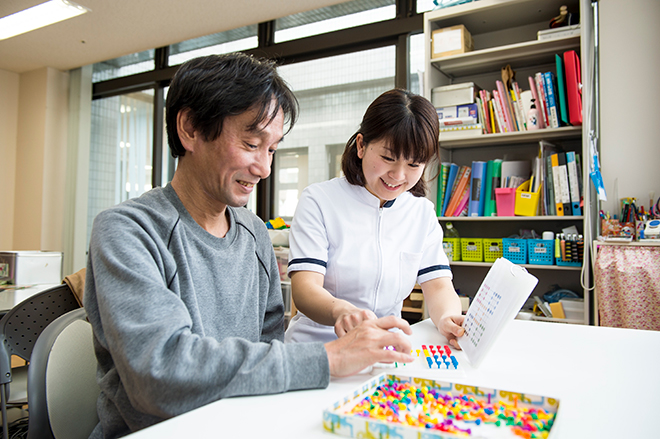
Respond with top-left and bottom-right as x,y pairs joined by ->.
423,0 -> 596,324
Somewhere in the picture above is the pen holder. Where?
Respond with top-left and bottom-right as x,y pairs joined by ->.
494,188 -> 516,216
514,180 -> 541,217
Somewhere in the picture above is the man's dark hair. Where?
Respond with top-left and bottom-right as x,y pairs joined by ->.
341,88 -> 440,197
166,53 -> 298,157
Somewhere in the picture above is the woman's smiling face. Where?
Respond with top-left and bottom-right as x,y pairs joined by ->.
356,134 -> 426,207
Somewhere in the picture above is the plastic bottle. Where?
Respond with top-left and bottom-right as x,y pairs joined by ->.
527,99 -> 540,130
444,221 -> 460,239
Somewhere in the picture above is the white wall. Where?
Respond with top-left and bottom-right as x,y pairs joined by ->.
600,0 -> 660,217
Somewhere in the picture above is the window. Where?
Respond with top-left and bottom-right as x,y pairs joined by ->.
409,32 -> 425,95
274,46 -> 395,217
274,148 -> 309,219
92,50 -> 155,83
169,25 -> 258,66
275,0 -> 395,43
88,90 -> 154,242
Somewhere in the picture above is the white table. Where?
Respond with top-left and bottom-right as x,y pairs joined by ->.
0,284 -> 59,314
126,319 -> 660,438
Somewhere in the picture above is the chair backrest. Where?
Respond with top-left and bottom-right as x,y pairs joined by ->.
27,308 -> 100,439
0,284 -> 80,387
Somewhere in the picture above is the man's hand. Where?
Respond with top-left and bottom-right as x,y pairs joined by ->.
436,314 -> 465,350
334,309 -> 378,337
325,316 -> 415,377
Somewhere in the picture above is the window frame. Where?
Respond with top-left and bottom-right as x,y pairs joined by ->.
90,0 -> 423,221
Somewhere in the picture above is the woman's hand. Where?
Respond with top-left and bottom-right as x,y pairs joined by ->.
436,314 -> 465,349
334,308 -> 378,337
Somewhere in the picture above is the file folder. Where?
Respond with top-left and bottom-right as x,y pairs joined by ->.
555,54 -> 569,126
566,151 -> 582,215
564,50 -> 582,126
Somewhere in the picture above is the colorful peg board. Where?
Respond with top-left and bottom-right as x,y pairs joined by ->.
373,345 -> 463,372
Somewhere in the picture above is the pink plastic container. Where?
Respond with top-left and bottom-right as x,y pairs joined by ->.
494,187 -> 516,216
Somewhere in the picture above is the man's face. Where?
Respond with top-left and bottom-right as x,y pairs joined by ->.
194,105 -> 284,210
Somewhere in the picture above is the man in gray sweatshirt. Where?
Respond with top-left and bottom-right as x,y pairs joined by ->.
84,53 -> 415,439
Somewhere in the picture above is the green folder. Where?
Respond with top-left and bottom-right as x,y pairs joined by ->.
555,54 -> 569,126
436,162 -> 451,216
484,159 -> 502,216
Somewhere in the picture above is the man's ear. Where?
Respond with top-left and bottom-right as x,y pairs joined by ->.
177,109 -> 198,153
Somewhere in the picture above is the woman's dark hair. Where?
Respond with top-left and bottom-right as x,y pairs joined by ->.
340,89 -> 440,197
165,52 -> 298,157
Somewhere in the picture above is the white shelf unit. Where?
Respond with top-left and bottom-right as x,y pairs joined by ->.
423,0 -> 596,324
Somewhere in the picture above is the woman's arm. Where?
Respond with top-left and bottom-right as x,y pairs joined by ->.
291,271 -> 377,336
421,277 -> 465,348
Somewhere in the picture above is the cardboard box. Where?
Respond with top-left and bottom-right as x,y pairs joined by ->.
431,24 -> 473,59
0,251 -> 62,285
431,82 -> 479,107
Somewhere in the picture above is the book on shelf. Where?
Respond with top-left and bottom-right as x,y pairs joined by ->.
495,80 -> 515,132
439,116 -> 478,127
555,54 -> 570,126
491,89 -> 508,133
441,163 -> 460,216
537,24 -> 581,41
535,73 -> 550,128
436,162 -> 452,217
564,50 -> 583,126
468,161 -> 487,217
453,188 -> 470,217
511,82 -> 527,131
543,71 -> 560,128
527,76 -> 546,129
445,165 -> 471,217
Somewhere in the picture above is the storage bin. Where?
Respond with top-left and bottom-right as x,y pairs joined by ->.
442,238 -> 461,261
494,187 -> 516,216
461,238 -> 483,262
483,239 -> 503,262
527,239 -> 555,265
502,238 -> 527,264
514,180 -> 541,217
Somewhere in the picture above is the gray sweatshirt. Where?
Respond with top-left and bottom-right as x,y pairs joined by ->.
84,184 -> 329,439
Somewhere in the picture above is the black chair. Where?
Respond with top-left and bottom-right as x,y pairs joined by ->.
0,284 -> 80,439
27,308 -> 99,439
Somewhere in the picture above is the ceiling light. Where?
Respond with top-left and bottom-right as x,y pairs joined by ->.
0,0 -> 90,41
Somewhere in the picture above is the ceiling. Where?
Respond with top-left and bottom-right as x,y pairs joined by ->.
0,0 -> 349,74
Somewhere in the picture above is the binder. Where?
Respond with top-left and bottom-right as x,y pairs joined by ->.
441,163 -> 459,216
550,153 -> 564,216
483,160 -> 501,217
564,50 -> 583,126
543,71 -> 560,128
555,54 -> 569,126
468,161 -> 487,216
566,151 -> 582,215
557,153 -> 572,216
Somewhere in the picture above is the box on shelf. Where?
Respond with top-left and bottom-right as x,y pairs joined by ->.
560,298 -> 584,320
436,103 -> 478,120
483,238 -> 503,262
494,187 -> 516,216
514,179 -> 541,216
460,238 -> 483,262
527,239 -> 555,265
502,238 -> 527,264
431,24 -> 474,59
431,82 -> 479,108
0,251 -> 62,285
442,238 -> 461,261
438,124 -> 483,141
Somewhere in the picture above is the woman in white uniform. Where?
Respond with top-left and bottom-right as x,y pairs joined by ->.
285,89 -> 464,348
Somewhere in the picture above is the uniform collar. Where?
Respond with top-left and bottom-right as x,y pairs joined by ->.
341,177 -> 399,209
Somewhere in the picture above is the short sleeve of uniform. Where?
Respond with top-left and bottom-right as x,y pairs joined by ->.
417,204 -> 453,285
287,187 -> 329,277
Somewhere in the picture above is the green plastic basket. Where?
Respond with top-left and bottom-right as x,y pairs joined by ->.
483,239 -> 503,262
443,238 -> 461,261
461,238 -> 484,262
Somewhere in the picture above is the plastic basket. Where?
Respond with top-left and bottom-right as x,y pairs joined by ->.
502,238 -> 527,264
527,239 -> 555,265
461,238 -> 483,262
442,238 -> 461,261
556,259 -> 582,267
482,239 -> 503,262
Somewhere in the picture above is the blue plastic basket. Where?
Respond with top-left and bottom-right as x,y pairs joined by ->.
502,238 -> 527,264
527,239 -> 555,265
